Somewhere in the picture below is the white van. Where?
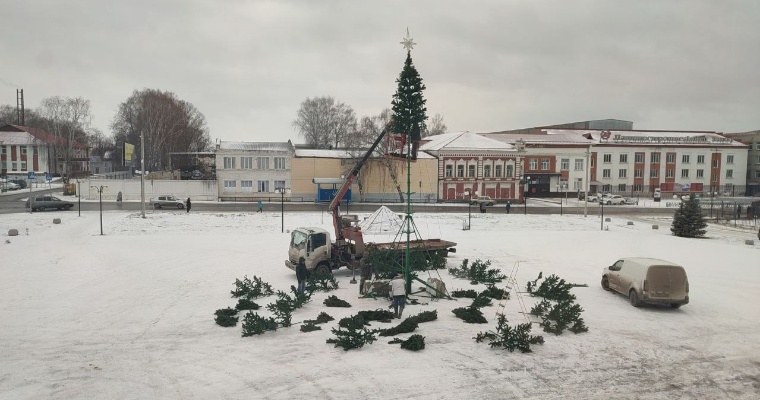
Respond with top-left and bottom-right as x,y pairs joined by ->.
601,257 -> 689,308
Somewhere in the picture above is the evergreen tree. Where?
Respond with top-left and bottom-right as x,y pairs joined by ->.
671,198 -> 707,238
391,51 -> 427,146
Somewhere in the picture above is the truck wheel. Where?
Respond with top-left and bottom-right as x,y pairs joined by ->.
670,303 -> 682,309
629,290 -> 641,307
177,204 -> 184,209
315,263 -> 331,275
601,276 -> 610,291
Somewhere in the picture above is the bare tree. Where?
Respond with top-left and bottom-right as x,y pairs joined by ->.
293,96 -> 357,148
353,108 -> 406,202
423,113 -> 447,137
39,96 -> 91,176
110,89 -> 211,171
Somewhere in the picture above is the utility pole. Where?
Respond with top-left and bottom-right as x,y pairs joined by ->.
584,144 -> 591,217
140,131 -> 146,218
16,89 -> 25,125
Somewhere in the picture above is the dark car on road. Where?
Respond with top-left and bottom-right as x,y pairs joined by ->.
25,195 -> 74,211
9,178 -> 27,189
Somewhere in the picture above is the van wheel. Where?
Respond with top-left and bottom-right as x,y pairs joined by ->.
38,206 -> 46,212
629,290 -> 641,307
177,204 -> 184,209
670,303 -> 682,309
315,263 -> 331,275
601,276 -> 610,291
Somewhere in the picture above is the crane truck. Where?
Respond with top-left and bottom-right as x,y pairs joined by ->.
285,126 -> 456,275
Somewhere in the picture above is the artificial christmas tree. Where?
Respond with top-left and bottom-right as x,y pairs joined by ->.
390,35 -> 427,160
671,198 -> 707,238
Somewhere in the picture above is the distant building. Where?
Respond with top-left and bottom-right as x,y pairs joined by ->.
0,124 -> 89,178
215,141 -> 293,201
493,119 -> 633,136
724,130 -> 760,196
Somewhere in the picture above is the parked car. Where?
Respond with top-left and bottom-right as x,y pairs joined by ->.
25,195 -> 74,211
469,195 -> 495,206
9,178 -> 27,189
1,179 -> 20,191
603,195 -> 626,205
623,197 -> 639,205
601,257 -> 689,308
150,195 -> 185,209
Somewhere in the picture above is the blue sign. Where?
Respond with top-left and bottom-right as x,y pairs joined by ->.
45,172 -> 52,181
27,171 -> 36,180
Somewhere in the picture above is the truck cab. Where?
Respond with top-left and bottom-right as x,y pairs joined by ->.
285,227 -> 333,275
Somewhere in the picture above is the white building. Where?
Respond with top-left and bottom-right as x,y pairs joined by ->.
214,141 -> 293,201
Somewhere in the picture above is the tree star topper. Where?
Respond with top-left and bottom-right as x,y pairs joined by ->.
400,28 -> 416,51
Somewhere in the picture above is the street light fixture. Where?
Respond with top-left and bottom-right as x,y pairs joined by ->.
91,185 -> 108,235
276,187 -> 290,233
463,189 -> 472,230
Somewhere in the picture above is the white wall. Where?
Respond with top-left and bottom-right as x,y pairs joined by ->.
80,179 -> 218,201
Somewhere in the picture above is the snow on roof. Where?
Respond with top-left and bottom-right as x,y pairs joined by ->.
480,131 -> 595,145
218,141 -> 292,151
421,131 -> 514,152
295,148 -> 434,159
482,129 -> 744,147
359,206 -> 403,234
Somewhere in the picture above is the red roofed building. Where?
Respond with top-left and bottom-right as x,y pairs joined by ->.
0,124 -> 89,178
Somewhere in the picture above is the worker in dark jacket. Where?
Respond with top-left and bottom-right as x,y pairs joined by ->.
296,257 -> 308,294
186,197 -> 191,213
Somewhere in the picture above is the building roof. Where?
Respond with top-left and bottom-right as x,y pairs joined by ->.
217,141 -> 292,152
724,130 -> 760,138
483,129 -> 745,148
421,131 -> 515,152
480,131 -> 594,145
0,124 -> 88,148
295,147 -> 434,159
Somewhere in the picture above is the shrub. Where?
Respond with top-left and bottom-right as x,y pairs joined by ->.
389,334 -> 426,351
231,275 -> 274,299
480,286 -> 509,300
378,318 -> 419,337
266,288 -> 311,328
448,258 -> 506,285
407,310 -> 437,324
357,309 -> 394,323
235,298 -> 260,311
214,307 -> 239,327
471,295 -> 493,309
300,322 -> 322,333
306,271 -> 339,292
327,314 -> 377,351
214,307 -> 238,317
451,289 -> 478,298
452,306 -> 487,324
671,198 -> 707,238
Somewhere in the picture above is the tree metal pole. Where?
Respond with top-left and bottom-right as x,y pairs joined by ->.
140,131 -> 146,219
404,134 -> 412,294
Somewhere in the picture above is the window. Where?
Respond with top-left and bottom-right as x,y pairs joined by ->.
0,147 -> 5,154
618,169 -> 627,178
651,153 -> 660,163
223,180 -> 236,191
483,165 -> 491,178
468,165 -> 476,177
457,165 -> 464,177
495,165 -> 503,177
21,147 -> 27,155
696,169 -> 704,178
505,165 -> 513,177
681,169 -> 689,178
666,154 -> 675,163
635,153 -> 644,163
591,158 -> 595,168
529,159 -> 538,170
20,162 -> 26,170
33,147 -> 38,155
602,169 -> 611,178
0,161 -> 5,170
223,157 -> 236,169
756,143 -> 760,150
241,157 -> 253,169
755,170 -> 760,178
274,180 -> 286,190
445,165 -> 453,177
257,180 -> 269,192
574,159 -> 584,170
560,159 -> 569,171
726,155 -> 734,164
541,158 -> 549,170
697,155 -> 705,164
726,169 -> 733,178
618,184 -> 627,192
257,157 -> 269,170
666,169 -> 674,178
633,184 -> 643,192
241,180 -> 253,192
682,155 -> 690,163
602,184 -> 611,192
574,178 -> 583,190
712,160 -> 719,168
603,154 -> 612,163
619,154 -> 628,163
634,169 -> 643,178
756,156 -> 760,164
11,162 -> 17,170
274,157 -> 286,170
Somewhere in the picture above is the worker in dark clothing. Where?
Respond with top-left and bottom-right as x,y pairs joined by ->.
505,201 -> 511,214
186,197 -> 191,213
296,257 -> 308,294
359,259 -> 374,295
479,201 -> 486,213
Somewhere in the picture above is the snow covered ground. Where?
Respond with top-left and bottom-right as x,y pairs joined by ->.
1,209 -> 758,400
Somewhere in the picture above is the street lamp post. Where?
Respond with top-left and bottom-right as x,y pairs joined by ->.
600,195 -> 605,230
464,189 -> 472,230
91,185 -> 107,235
77,179 -> 81,217
524,176 -> 530,215
276,188 -> 290,233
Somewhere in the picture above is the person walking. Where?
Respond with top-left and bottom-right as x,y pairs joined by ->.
505,200 -> 511,214
389,273 -> 406,319
479,201 -> 486,214
296,257 -> 308,295
359,259 -> 375,295
186,197 -> 191,213
257,200 -> 263,213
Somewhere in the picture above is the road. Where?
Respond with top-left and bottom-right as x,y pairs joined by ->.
0,188 -> 680,216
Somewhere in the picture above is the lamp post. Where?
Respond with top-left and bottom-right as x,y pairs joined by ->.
464,189 -> 472,230
76,179 -> 81,217
557,182 -> 564,216
524,176 -> 530,215
600,194 -> 605,230
91,185 -> 107,235
276,187 -> 290,233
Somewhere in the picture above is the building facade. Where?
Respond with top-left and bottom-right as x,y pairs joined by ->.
214,141 -> 293,201
1,124 -> 89,178
724,130 -> 760,196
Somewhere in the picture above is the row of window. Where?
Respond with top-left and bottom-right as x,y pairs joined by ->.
223,180 -> 286,193
0,146 -> 39,155
0,161 -> 27,171
222,156 -> 287,170
600,168 -> 734,179
445,164 -> 515,178
558,159 -> 587,171
600,153 -> 735,165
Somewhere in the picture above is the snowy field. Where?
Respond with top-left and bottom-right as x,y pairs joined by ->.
1,209 -> 759,400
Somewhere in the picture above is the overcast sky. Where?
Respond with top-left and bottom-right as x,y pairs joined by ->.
1,0 -> 759,144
